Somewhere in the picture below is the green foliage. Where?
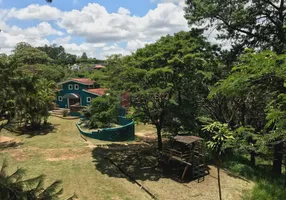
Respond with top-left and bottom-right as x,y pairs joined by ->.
0,159 -> 63,200
14,77 -> 56,128
62,110 -> 69,117
202,121 -> 234,158
233,126 -> 259,154
223,155 -> 286,200
81,52 -> 88,61
84,94 -> 120,129
38,44 -> 77,65
96,30 -> 221,149
202,121 -> 234,200
104,30 -> 220,129
209,50 -> 286,171
244,180 -> 286,200
12,42 -> 52,66
185,0 -> 286,54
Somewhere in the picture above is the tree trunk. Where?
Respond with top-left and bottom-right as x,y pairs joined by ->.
217,160 -> 222,200
272,142 -> 284,174
250,151 -> 256,167
156,124 -> 163,151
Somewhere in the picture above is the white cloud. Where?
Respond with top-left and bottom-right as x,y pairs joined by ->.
118,7 -> 131,15
0,21 -> 63,54
57,3 -> 188,44
51,36 -> 72,44
1,22 -> 63,38
0,31 -> 50,54
0,2 -> 192,58
151,0 -> 186,8
126,40 -> 152,51
7,4 -> 62,20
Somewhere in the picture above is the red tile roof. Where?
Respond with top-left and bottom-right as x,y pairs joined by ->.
71,78 -> 95,85
94,64 -> 105,69
83,88 -> 108,96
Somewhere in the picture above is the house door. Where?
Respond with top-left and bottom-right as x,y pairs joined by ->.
69,98 -> 80,107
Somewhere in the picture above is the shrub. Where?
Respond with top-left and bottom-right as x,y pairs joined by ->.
63,110 -> 69,117
84,94 -> 120,129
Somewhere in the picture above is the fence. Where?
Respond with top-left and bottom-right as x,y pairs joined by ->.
76,116 -> 135,141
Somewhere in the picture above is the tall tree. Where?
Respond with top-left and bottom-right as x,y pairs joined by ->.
102,30 -> 221,150
185,0 -> 286,54
81,52 -> 88,61
210,50 -> 286,173
0,54 -> 16,122
12,43 -> 52,67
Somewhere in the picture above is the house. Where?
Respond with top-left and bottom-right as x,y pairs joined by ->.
55,78 -> 107,108
93,64 -> 105,70
70,64 -> 80,71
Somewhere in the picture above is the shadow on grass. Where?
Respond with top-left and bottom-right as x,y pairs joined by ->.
3,123 -> 59,138
0,141 -> 24,150
91,142 -> 197,183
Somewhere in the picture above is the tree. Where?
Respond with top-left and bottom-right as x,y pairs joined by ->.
202,121 -> 234,200
38,44 -> 66,64
209,50 -> 286,173
80,52 -> 88,62
185,0 -> 286,54
84,94 -> 120,129
131,67 -> 175,150
101,30 -> 220,150
0,54 -> 15,120
12,43 -> 52,67
0,159 -> 63,200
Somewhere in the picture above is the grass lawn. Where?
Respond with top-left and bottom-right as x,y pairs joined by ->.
0,117 -> 253,200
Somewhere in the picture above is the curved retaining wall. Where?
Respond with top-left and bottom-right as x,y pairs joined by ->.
76,117 -> 135,141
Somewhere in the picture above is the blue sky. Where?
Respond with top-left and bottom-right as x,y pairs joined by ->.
0,0 -> 190,59
1,0 -> 157,15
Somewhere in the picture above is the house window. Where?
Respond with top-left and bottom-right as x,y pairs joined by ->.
74,84 -> 79,90
58,96 -> 63,102
87,97 -> 92,103
68,84 -> 73,90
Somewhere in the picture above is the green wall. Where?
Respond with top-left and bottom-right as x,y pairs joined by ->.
56,81 -> 98,108
76,117 -> 135,141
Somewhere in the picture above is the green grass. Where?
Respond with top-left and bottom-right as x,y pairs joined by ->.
0,117 -> 151,200
1,117 -> 254,200
135,123 -> 156,133
223,154 -> 286,200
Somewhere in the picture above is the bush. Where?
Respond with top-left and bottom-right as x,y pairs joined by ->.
63,110 -> 69,117
243,180 -> 286,200
84,94 -> 120,129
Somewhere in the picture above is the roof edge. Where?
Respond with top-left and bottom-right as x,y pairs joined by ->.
58,80 -> 94,85
82,89 -> 103,96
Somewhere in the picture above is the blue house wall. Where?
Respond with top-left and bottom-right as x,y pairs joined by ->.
56,81 -> 98,108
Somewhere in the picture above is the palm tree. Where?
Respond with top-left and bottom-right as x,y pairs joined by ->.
0,159 -> 63,200
202,121 -> 234,200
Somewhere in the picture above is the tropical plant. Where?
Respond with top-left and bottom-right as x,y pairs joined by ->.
202,121 -> 234,200
0,159 -> 63,200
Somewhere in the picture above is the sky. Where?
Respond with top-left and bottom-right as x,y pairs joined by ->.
0,0 -> 219,59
